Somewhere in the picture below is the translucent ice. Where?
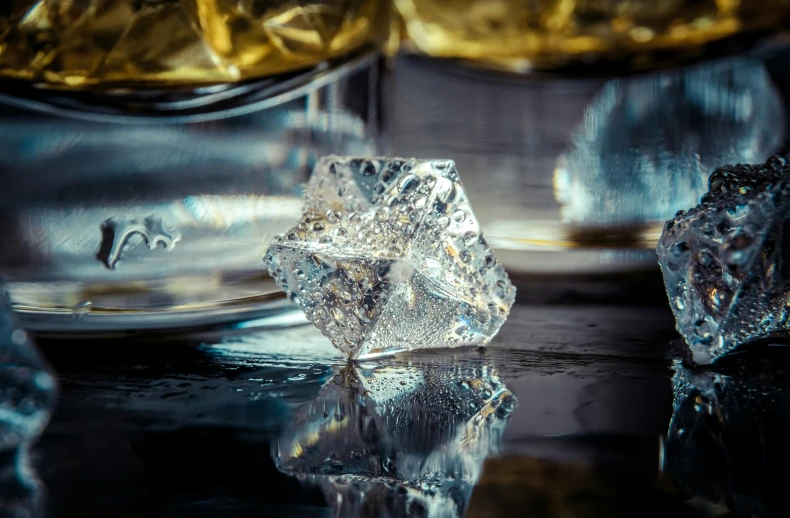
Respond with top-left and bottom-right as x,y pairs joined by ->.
555,59 -> 784,226
273,356 -> 516,517
0,283 -> 56,516
657,156 -> 790,364
264,157 -> 515,359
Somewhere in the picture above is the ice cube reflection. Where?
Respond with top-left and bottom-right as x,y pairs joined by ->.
665,359 -> 790,518
555,58 -> 784,230
273,354 -> 516,517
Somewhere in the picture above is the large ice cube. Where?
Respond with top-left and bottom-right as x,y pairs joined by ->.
264,157 -> 515,359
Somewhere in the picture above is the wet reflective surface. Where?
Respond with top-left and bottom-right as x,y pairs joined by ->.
0,273 -> 776,515
274,357 -> 515,517
666,355 -> 790,518
5,274 -> 782,517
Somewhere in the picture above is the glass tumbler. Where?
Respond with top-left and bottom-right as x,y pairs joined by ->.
388,1 -> 790,274
0,1 -> 389,334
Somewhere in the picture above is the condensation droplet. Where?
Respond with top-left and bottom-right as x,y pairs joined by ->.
463,231 -> 478,246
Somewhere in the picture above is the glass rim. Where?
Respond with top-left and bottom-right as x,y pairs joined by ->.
0,47 -> 382,125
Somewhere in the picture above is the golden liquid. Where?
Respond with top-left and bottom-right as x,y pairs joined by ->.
0,0 -> 388,88
394,0 -> 790,71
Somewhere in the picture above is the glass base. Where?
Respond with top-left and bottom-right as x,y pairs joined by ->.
10,273 -> 306,335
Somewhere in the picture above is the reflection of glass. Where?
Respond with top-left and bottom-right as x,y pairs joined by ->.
273,356 -> 516,517
0,0 -> 389,87
664,359 -> 790,517
554,58 -> 783,229
0,53 -> 382,333
395,0 -> 790,72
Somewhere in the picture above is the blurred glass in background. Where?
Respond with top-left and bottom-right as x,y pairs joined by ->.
388,1 -> 790,273
0,1 -> 387,333
554,58 -> 783,231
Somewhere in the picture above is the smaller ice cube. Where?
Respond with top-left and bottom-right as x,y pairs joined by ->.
657,156 -> 790,364
0,282 -> 56,515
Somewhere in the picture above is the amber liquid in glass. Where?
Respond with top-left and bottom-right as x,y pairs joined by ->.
395,0 -> 790,71
0,0 -> 388,87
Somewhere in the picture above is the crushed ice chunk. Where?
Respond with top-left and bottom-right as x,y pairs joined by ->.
657,156 -> 790,364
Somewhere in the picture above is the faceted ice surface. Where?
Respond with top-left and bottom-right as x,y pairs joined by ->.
657,156 -> 790,364
264,157 -> 516,359
555,59 -> 784,226
273,356 -> 516,517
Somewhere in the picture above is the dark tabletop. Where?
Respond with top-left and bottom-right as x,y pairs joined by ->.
23,271 -> 788,518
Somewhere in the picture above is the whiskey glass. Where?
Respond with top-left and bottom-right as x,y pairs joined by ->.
0,1 -> 389,333
389,1 -> 790,273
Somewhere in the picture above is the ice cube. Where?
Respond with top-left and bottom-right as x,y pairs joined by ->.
264,157 -> 515,359
657,156 -> 790,364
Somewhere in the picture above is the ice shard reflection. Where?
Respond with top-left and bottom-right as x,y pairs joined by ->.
555,58 -> 784,227
273,354 -> 516,518
0,283 -> 56,517
665,359 -> 790,518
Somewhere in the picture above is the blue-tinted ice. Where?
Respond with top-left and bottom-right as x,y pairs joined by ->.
0,283 -> 56,516
555,59 -> 784,226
